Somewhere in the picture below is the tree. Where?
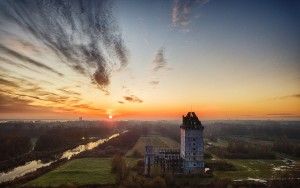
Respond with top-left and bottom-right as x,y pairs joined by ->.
111,154 -> 122,173
111,154 -> 128,183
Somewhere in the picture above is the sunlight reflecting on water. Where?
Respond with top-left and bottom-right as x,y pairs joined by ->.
60,132 -> 122,160
0,160 -> 52,183
0,130 -> 127,183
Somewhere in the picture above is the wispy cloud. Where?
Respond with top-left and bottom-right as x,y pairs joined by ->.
0,44 -> 63,76
274,94 -> 300,100
0,77 -> 19,88
0,93 -> 49,113
0,92 -> 102,114
266,113 -> 296,116
123,95 -> 143,103
57,87 -> 80,96
72,104 -> 103,111
171,0 -> 209,29
284,94 -> 300,99
0,74 -> 101,114
0,56 -> 41,73
149,81 -> 160,85
0,0 -> 128,91
153,47 -> 168,72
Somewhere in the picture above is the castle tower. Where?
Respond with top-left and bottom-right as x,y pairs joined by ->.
144,145 -> 155,176
180,112 -> 204,174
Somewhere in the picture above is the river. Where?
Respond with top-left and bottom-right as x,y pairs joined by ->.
0,130 -> 127,183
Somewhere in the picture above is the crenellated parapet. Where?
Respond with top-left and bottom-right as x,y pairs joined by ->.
180,112 -> 204,130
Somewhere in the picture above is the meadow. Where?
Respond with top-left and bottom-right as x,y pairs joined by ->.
25,158 -> 115,187
25,157 -> 139,187
207,137 -> 299,181
213,159 -> 296,181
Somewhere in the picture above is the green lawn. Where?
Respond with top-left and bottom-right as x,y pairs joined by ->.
25,158 -> 115,187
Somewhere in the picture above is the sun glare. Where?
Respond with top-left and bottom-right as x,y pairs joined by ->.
109,115 -> 113,119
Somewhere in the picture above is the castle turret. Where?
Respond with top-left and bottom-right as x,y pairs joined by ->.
180,112 -> 204,174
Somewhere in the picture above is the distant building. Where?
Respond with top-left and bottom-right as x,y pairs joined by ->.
79,117 -> 83,121
144,112 -> 205,175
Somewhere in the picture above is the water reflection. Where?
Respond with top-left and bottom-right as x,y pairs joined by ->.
0,160 -> 52,183
60,131 -> 122,160
0,131 -> 127,183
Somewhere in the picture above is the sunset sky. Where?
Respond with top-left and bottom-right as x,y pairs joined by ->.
0,0 -> 299,120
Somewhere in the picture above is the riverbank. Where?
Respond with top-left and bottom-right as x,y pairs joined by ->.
0,159 -> 67,187
0,131 -> 127,185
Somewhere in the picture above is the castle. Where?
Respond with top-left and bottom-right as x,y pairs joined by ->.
144,112 -> 204,175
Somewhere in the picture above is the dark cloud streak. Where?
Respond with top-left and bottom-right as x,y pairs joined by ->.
0,44 -> 63,76
0,0 -> 129,90
0,77 -> 19,88
172,0 -> 209,29
149,81 -> 159,85
267,113 -> 295,116
153,47 -> 167,72
0,93 -> 49,113
57,88 -> 80,96
0,56 -> 41,73
275,94 -> 300,100
123,95 -> 143,103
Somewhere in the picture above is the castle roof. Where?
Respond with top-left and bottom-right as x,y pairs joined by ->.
180,112 -> 203,130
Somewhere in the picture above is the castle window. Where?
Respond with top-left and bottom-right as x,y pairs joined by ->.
193,138 -> 195,141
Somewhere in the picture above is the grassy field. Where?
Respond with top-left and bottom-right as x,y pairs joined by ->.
25,158 -> 115,187
213,159 -> 298,181
207,137 -> 299,181
25,157 -> 139,187
126,135 -> 179,157
207,138 -> 228,147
